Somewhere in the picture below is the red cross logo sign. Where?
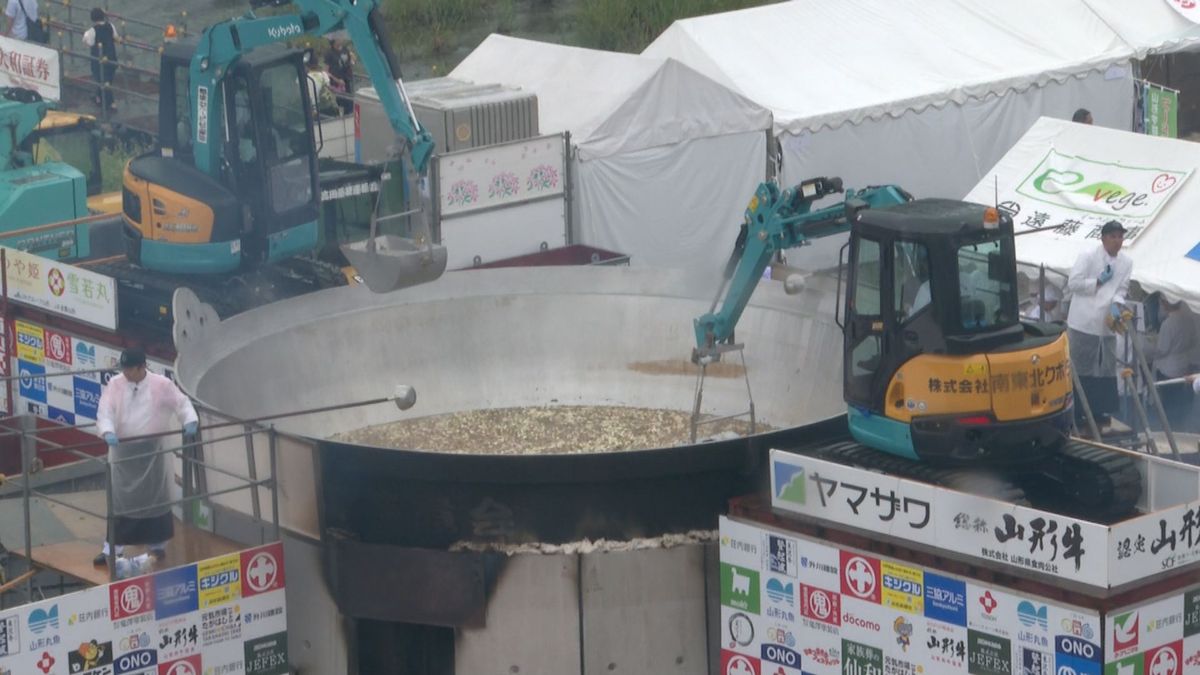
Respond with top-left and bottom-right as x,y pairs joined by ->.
979,591 -> 998,615
47,268 -> 65,297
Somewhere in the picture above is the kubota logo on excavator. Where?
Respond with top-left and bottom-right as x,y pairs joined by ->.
267,23 -> 303,39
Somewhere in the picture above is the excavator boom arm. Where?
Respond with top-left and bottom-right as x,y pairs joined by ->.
190,0 -> 432,175
693,177 -> 910,358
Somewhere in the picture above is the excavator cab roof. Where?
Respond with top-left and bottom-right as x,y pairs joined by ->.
855,198 -> 1013,239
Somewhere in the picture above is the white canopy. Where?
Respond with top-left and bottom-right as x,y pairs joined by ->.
1081,0 -> 1200,56
449,35 -> 773,272
964,116 -> 1200,312
450,34 -> 771,160
643,0 -> 1133,135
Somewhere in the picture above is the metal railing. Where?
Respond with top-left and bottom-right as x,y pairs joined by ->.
37,0 -> 190,132
0,380 -> 403,601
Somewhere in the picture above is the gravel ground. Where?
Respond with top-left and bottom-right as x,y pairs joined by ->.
331,405 -> 770,454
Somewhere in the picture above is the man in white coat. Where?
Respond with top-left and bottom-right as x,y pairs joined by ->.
93,348 -> 199,567
1066,220 -> 1133,427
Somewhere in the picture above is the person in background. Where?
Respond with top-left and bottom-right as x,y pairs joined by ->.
83,8 -> 119,111
93,348 -> 199,567
3,0 -> 37,41
1072,108 -> 1094,125
1022,283 -> 1065,322
305,51 -> 340,119
326,37 -> 356,115
1066,220 -> 1132,428
1145,296 -> 1197,431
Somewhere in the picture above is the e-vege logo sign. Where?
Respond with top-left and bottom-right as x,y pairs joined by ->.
1016,149 -> 1189,220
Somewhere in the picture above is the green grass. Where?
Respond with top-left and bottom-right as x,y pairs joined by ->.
99,140 -> 152,194
576,0 -> 778,52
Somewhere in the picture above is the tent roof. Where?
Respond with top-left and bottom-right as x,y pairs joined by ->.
448,34 -> 771,159
642,0 -> 1133,135
964,117 -> 1200,312
1081,0 -> 1200,56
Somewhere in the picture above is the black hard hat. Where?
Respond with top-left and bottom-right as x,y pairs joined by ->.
1100,220 -> 1127,236
119,348 -> 146,368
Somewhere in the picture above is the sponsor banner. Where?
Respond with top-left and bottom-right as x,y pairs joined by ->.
0,35 -> 61,101
1109,501 -> 1200,586
1143,81 -> 1179,138
2,247 -> 118,330
438,133 -> 567,217
10,318 -> 172,426
1106,591 -> 1187,663
720,515 -> 1104,673
1002,149 -> 1190,245
771,450 -> 1110,587
0,544 -> 286,674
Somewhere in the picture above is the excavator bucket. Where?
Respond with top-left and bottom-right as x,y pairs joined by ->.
341,235 -> 447,293
341,162 -> 447,293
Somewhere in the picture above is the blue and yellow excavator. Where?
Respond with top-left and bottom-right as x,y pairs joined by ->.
694,177 -> 1141,520
121,0 -> 446,290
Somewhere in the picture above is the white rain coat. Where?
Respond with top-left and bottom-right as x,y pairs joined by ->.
96,371 -> 198,519
1066,244 -> 1132,337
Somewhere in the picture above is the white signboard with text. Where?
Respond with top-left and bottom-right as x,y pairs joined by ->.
0,541 -> 287,675
1003,149 -> 1191,245
0,35 -> 60,101
3,247 -> 118,330
771,450 -> 1110,587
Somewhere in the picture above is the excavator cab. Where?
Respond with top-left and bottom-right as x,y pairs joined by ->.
122,41 -> 320,274
843,199 -> 1073,464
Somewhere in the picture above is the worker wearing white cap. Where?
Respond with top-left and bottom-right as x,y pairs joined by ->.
93,348 -> 199,569
1023,283 -> 1064,322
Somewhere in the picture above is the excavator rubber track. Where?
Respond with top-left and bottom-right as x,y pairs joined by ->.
806,438 -> 1142,523
1019,440 -> 1144,523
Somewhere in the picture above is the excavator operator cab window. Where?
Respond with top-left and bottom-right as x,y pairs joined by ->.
894,241 -> 931,322
257,61 -> 315,218
845,236 -> 884,405
954,238 -> 1017,331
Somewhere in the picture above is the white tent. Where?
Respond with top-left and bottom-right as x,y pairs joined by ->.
964,116 -> 1200,312
450,35 -> 773,272
1081,0 -> 1200,56
643,0 -> 1137,267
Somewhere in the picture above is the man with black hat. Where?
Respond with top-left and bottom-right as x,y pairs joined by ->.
1065,220 -> 1133,428
93,348 -> 199,567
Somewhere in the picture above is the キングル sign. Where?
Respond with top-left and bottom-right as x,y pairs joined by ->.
0,542 -> 286,674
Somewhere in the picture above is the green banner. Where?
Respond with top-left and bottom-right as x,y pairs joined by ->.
1143,81 -> 1178,138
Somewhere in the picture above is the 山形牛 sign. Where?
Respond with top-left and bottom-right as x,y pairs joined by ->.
771,450 -> 1112,587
